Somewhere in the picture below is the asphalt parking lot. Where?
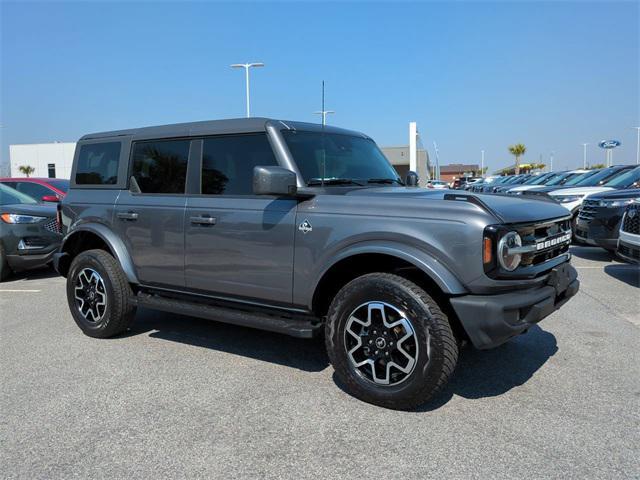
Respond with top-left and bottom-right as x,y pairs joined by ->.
1,246 -> 638,479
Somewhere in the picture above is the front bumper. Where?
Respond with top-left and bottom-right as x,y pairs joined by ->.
6,247 -> 58,272
450,263 -> 579,349
617,230 -> 640,264
575,211 -> 624,250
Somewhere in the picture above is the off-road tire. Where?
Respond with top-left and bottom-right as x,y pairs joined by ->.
0,242 -> 12,282
66,249 -> 136,338
325,273 -> 458,410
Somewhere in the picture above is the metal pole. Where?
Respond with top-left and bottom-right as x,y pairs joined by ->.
481,150 -> 485,178
634,127 -> 640,165
245,66 -> 250,118
582,143 -> 588,169
550,151 -> 554,172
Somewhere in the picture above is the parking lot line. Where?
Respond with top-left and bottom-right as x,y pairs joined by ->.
0,289 -> 42,292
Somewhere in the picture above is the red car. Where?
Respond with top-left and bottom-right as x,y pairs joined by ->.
0,178 -> 69,203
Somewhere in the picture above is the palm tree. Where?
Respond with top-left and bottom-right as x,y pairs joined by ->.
508,144 -> 526,175
18,165 -> 35,177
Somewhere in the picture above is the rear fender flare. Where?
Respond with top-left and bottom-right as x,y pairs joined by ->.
61,223 -> 139,284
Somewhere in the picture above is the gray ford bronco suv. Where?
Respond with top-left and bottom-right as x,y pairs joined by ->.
55,118 -> 579,410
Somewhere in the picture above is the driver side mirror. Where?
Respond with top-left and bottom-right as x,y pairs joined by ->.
253,166 -> 298,196
405,171 -> 419,187
41,195 -> 60,202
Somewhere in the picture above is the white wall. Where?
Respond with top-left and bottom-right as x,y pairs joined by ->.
9,142 -> 76,179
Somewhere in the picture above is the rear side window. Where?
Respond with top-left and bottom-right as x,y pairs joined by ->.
131,140 -> 190,194
201,134 -> 277,195
15,182 -> 53,201
75,142 -> 121,185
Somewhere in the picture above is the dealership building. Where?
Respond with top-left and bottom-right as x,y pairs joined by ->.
8,142 -> 76,179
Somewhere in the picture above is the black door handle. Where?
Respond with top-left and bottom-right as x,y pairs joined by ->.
190,215 -> 217,225
117,211 -> 139,221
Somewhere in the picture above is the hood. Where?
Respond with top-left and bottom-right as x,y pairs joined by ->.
547,186 -> 614,197
0,203 -> 57,217
345,187 -> 572,224
587,188 -> 640,201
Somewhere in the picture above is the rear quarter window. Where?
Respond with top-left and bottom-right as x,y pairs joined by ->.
75,142 -> 121,185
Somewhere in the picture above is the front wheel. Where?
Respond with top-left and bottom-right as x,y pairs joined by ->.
325,273 -> 458,410
66,249 -> 136,338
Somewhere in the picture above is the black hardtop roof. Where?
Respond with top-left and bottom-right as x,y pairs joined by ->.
80,117 -> 368,141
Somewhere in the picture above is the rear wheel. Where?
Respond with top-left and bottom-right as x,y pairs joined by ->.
66,249 -> 136,338
325,273 -> 458,410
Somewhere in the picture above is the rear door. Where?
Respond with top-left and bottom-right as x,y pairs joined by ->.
184,133 -> 297,305
114,139 -> 191,287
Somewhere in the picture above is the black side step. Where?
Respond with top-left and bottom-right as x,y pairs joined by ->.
135,292 -> 322,339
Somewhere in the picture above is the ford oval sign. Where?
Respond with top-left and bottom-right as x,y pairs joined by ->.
598,140 -> 621,149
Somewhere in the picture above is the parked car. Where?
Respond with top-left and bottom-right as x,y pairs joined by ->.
452,176 -> 481,189
506,171 -> 570,195
0,177 -> 69,203
476,175 -> 513,193
0,183 -> 62,281
516,169 -> 592,195
426,180 -> 449,189
617,199 -> 640,264
575,189 -> 640,251
492,174 -> 535,193
55,118 -> 579,410
548,166 -> 640,214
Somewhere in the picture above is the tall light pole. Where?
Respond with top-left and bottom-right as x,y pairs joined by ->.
230,62 -> 264,117
634,127 -> 640,165
314,110 -> 335,126
581,143 -> 589,169
314,80 -> 334,125
481,150 -> 485,177
550,151 -> 554,172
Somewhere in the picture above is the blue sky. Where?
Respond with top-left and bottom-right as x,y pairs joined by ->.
1,1 -> 638,173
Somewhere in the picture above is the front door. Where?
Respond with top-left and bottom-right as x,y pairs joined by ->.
184,133 -> 296,305
114,139 -> 191,287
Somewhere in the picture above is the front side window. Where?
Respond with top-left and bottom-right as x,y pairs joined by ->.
201,134 -> 277,195
75,142 -> 121,185
131,140 -> 190,194
282,131 -> 400,185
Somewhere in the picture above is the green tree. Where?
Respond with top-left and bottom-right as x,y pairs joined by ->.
508,144 -> 527,175
18,165 -> 35,177
588,163 -> 606,170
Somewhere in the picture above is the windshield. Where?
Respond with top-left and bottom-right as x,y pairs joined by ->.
604,167 -> 640,188
47,179 -> 69,193
575,168 -> 630,186
526,173 -> 552,185
0,183 -> 38,205
563,170 -> 595,186
546,172 -> 577,186
282,131 -> 400,185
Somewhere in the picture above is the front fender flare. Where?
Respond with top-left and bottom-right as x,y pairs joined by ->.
308,241 -> 468,308
61,223 -> 139,284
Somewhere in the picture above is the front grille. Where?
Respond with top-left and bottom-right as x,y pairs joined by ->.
43,217 -> 61,234
578,199 -> 599,223
517,218 -> 572,267
621,207 -> 640,234
618,243 -> 640,260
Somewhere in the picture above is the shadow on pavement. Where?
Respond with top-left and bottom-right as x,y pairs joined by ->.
124,307 -> 329,372
570,246 -> 616,262
416,325 -> 557,411
604,264 -> 640,288
5,266 -> 60,282
124,308 -> 557,406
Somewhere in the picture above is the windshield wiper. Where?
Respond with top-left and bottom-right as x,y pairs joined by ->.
307,178 -> 365,186
367,178 -> 404,185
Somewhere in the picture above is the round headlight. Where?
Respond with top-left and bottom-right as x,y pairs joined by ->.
497,231 -> 522,271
